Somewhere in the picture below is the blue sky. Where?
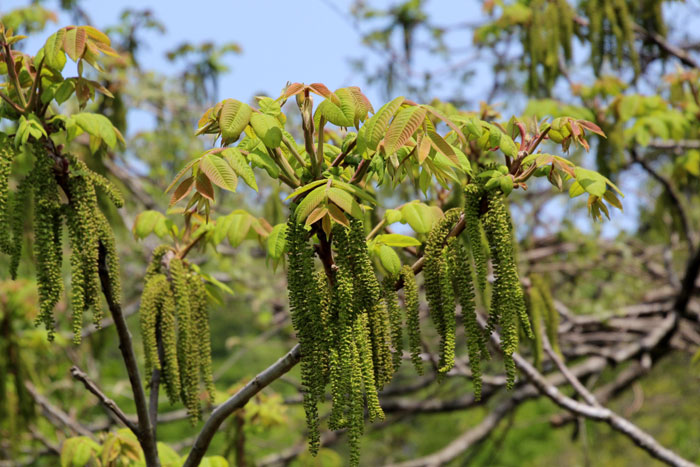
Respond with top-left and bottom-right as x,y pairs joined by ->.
2,0 -> 486,107
1,0 -> 643,235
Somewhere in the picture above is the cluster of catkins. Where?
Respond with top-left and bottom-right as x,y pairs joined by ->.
526,273 -> 561,369
0,135 -> 122,342
286,212 -> 395,466
585,0 -> 642,76
465,180 -> 533,387
522,0 -> 575,92
139,245 -> 214,423
287,177 -> 534,464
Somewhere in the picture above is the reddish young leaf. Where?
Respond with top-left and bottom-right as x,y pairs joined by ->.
170,176 -> 194,206
195,171 -> 215,201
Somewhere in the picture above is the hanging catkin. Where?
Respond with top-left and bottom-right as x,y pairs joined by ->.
139,246 -> 215,422
286,209 -> 324,453
400,265 -> 423,374
423,208 -> 461,374
31,145 -> 64,340
482,192 -> 532,388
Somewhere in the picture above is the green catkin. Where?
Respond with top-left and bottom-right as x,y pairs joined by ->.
145,245 -> 172,280
139,248 -> 214,416
8,178 -> 30,279
446,237 -> 485,400
328,258 -> 354,432
400,265 -> 423,374
532,274 -> 561,356
31,147 -> 64,340
482,193 -> 531,388
87,171 -> 125,208
65,156 -> 102,338
170,257 -> 199,423
423,208 -> 461,374
286,210 -> 324,453
94,210 -> 121,306
526,285 -> 545,370
345,218 -> 393,389
348,338 -> 364,467
354,312 -> 384,422
190,276 -> 215,404
139,273 -> 181,404
159,284 -> 180,405
140,273 -> 164,377
314,271 -> 332,384
0,134 -> 15,253
382,276 -> 404,372
464,182 -> 488,298
438,251 -> 456,374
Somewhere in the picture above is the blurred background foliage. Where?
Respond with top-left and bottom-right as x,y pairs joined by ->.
1,0 -> 699,466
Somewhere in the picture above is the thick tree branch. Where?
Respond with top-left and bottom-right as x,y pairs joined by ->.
97,243 -> 159,466
182,345 -> 302,467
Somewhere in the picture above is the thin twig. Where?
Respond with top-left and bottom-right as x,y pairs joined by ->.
70,366 -> 139,434
630,148 -> 696,251
24,381 -> 96,439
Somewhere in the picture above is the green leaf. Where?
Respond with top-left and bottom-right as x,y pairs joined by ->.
222,148 -> 257,191
55,80 -> 75,104
199,153 -> 238,192
132,210 -> 164,239
219,99 -> 252,144
156,442 -> 181,465
227,212 -> 253,247
247,143 -> 280,178
285,179 -> 327,200
375,233 -> 421,247
43,29 -> 67,71
250,113 -> 283,148
295,185 -> 327,222
384,106 -> 427,155
400,202 -> 438,234
200,456 -> 230,467
61,437 -> 101,467
574,167 -> 606,197
499,133 -> 519,158
326,187 -> 361,217
330,180 -> 376,205
568,180 -> 585,198
377,244 -> 401,276
384,208 -> 403,224
213,214 -> 235,245
358,96 -> 404,154
499,175 -> 514,195
71,113 -> 119,148
317,90 -> 355,127
267,224 -> 288,260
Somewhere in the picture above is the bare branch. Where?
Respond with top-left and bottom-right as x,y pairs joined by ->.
24,381 -> 95,439
483,316 -> 697,467
630,148 -> 696,250
70,366 -> 139,434
182,345 -> 302,467
385,389 -> 534,467
97,242 -> 159,465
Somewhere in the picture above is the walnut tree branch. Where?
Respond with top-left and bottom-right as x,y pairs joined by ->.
70,365 -> 139,434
